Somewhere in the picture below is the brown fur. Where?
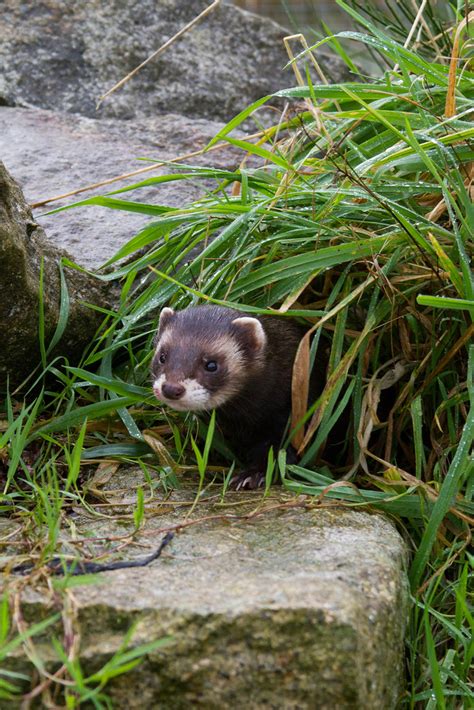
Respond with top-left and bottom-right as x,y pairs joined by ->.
152,305 -> 322,488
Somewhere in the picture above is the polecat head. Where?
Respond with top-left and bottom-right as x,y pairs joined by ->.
151,305 -> 267,411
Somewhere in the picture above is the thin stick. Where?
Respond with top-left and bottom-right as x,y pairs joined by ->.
445,11 -> 474,118
403,0 -> 429,49
30,128 -> 270,208
30,149 -> 212,208
12,531 -> 174,576
393,0 -> 428,73
97,0 -> 221,108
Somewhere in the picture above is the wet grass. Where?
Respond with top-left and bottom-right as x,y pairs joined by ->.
1,0 -> 473,706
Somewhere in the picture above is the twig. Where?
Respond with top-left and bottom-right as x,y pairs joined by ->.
404,0 -> 429,49
445,11 -> 474,118
12,532 -> 174,576
30,128 -> 269,209
393,0 -> 428,73
97,0 -> 221,108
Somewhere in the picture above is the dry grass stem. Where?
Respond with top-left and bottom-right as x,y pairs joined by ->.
97,0 -> 221,108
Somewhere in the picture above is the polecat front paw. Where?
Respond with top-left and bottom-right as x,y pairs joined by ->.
229,470 -> 266,491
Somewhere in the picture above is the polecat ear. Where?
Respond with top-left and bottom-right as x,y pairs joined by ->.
231,316 -> 267,355
159,307 -> 175,330
155,307 -> 175,343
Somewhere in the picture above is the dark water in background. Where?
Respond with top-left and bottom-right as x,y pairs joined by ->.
232,0 -> 386,70
232,0 -> 354,33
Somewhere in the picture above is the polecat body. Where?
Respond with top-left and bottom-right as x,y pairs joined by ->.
151,305 -> 316,488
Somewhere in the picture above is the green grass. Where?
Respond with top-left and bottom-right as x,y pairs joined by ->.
1,0 -> 473,706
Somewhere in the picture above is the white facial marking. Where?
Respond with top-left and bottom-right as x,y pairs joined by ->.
203,336 -> 248,407
153,376 -> 212,412
152,373 -> 165,399
177,378 -> 212,411
205,386 -> 239,409
212,337 -> 243,374
155,333 -> 172,353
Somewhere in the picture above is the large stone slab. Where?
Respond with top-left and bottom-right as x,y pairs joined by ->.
0,0 -> 347,122
3,480 -> 409,708
0,106 -> 242,268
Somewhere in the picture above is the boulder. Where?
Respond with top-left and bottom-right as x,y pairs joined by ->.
0,162 -> 108,390
3,480 -> 409,708
0,0 -> 347,122
0,106 -> 242,268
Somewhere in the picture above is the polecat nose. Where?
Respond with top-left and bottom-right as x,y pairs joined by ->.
162,382 -> 185,400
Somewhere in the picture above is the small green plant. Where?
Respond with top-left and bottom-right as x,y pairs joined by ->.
0,592 -> 171,707
0,594 -> 60,702
51,627 -> 171,709
189,410 -> 217,511
264,447 -> 276,494
133,485 -> 145,530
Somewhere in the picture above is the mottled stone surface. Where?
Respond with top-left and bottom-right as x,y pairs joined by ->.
0,106 -> 242,268
3,479 -> 409,708
0,161 -> 108,389
0,0 -> 347,122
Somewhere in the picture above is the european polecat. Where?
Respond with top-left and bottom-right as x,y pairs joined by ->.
151,305 -> 319,489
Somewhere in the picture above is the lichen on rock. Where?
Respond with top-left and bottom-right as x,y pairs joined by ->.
0,161 -> 108,389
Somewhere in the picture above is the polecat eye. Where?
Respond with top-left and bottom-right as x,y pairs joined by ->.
204,360 -> 218,372
159,352 -> 166,364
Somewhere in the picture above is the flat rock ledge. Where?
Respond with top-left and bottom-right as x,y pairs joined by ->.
3,485 -> 409,709
0,106 -> 243,269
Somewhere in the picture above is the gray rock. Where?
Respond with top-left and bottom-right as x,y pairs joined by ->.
0,106 -> 243,268
0,161 -> 109,389
3,481 -> 409,708
0,0 -> 348,122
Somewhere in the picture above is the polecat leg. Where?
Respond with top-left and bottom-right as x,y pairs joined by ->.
228,440 -> 299,490
229,469 -> 267,491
